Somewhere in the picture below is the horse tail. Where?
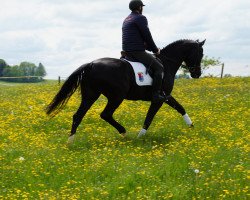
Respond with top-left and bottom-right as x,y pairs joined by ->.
46,63 -> 92,116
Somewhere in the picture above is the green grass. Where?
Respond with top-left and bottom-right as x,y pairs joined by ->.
0,77 -> 249,199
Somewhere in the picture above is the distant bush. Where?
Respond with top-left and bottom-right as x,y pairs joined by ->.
175,74 -> 190,79
224,74 -> 232,78
1,76 -> 44,83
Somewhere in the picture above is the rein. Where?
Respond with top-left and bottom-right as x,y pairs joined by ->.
158,54 -> 179,65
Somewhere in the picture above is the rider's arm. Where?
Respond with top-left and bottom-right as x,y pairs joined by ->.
136,15 -> 158,53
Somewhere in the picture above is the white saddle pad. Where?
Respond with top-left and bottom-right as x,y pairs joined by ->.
124,59 -> 153,86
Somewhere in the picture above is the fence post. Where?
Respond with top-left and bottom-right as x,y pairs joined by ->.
58,76 -> 61,85
220,63 -> 224,78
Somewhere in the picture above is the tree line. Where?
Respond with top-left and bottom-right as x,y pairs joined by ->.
0,59 -> 47,82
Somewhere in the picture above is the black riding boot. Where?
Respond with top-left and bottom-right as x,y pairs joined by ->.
152,72 -> 165,103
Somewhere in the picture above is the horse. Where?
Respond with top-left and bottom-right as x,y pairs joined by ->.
46,39 -> 205,143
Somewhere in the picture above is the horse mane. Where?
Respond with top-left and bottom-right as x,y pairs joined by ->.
161,39 -> 195,53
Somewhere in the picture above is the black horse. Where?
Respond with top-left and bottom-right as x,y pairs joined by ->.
46,39 -> 205,142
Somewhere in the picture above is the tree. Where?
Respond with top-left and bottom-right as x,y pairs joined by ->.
2,65 -> 19,77
35,63 -> 47,77
0,59 -> 8,77
19,62 -> 37,76
201,56 -> 221,71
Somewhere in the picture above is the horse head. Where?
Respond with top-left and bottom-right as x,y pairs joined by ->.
184,39 -> 206,78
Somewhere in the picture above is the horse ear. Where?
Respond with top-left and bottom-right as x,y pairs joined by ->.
199,39 -> 206,46
196,39 -> 199,42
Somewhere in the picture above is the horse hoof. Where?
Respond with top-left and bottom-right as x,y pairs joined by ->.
189,124 -> 194,128
67,135 -> 75,144
137,129 -> 147,138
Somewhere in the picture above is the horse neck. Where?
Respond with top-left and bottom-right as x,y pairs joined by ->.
160,48 -> 184,78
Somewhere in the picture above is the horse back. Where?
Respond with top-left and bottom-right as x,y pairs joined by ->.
86,58 -> 133,97
86,58 -> 152,101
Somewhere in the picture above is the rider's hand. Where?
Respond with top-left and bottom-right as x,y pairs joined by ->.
155,48 -> 161,55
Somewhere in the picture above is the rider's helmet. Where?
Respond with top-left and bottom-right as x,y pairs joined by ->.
129,0 -> 145,11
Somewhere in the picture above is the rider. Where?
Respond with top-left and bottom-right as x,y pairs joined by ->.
122,0 -> 165,103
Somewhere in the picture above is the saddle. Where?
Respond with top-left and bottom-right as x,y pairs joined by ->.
121,51 -> 137,62
120,51 -> 160,76
121,51 -> 162,61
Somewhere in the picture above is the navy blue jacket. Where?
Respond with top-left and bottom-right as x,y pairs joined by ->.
122,12 -> 158,53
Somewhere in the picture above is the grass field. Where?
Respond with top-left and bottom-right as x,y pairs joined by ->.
0,77 -> 249,199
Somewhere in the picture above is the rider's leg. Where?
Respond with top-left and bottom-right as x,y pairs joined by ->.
128,51 -> 165,102
150,59 -> 165,102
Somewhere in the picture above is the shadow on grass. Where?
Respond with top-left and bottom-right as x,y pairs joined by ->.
67,127 -> 184,152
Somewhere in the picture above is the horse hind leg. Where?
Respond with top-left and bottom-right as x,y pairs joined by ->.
100,98 -> 126,135
68,90 -> 100,144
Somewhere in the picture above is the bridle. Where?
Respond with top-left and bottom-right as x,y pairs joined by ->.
188,41 -> 201,73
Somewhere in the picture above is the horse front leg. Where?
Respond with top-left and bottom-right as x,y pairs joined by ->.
138,102 -> 163,138
165,95 -> 193,127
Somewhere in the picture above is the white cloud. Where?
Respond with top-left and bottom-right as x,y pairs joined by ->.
0,0 -> 249,78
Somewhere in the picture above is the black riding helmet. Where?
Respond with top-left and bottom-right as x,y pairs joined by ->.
129,0 -> 145,11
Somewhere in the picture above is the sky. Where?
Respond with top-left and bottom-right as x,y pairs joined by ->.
1,0 -> 250,79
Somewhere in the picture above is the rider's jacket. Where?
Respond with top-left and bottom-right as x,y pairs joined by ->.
122,11 -> 158,53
